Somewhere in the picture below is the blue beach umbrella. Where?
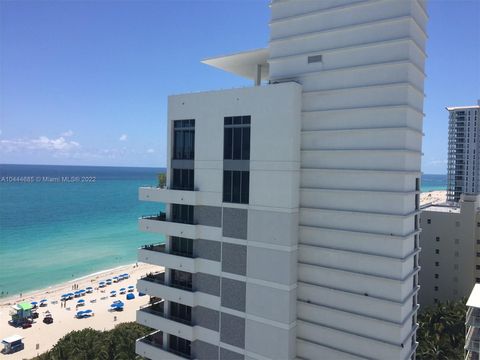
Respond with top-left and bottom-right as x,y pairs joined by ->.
31,301 -> 38,305
76,311 -> 85,317
77,299 -> 85,304
126,293 -> 135,300
40,299 -> 47,303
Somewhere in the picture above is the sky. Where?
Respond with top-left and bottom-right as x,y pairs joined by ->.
0,1 -> 479,173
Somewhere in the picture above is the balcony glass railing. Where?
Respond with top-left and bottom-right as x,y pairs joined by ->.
141,242 -> 194,259
143,272 -> 165,285
142,243 -> 166,253
140,303 -> 192,326
140,331 -> 164,348
142,212 -> 167,221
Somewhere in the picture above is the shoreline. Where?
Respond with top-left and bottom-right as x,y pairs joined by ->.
0,262 -> 162,359
0,262 -> 140,306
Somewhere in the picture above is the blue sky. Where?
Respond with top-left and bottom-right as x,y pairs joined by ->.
0,1 -> 479,173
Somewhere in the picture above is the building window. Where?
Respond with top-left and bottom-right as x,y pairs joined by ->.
434,298 -> 438,303
455,251 -> 459,257
169,301 -> 192,323
455,238 -> 460,244
434,286 -> 438,291
168,335 -> 191,357
435,236 -> 440,242
456,221 -> 461,227
172,169 -> 194,190
434,274 -> 439,279
477,278 -> 480,283
170,269 -> 192,290
427,219 -> 431,224
224,116 -> 250,160
435,261 -> 439,267
171,204 -> 194,224
173,119 -> 195,160
478,239 -> 480,245
171,237 -> 193,257
477,252 -> 480,257
435,249 -> 439,254
223,170 -> 249,204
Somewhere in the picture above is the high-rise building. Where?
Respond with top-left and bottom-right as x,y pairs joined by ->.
135,1 -> 428,359
447,102 -> 480,203
465,284 -> 480,360
419,194 -> 480,306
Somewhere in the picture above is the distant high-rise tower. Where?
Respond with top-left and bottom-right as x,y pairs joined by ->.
447,102 -> 480,203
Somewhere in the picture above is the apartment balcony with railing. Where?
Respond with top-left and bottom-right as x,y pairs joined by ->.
139,206 -> 198,239
467,308 -> 480,328
136,331 -> 192,360
465,326 -> 480,353
137,270 -> 203,306
138,240 -> 198,272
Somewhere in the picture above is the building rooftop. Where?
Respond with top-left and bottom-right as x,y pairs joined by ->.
467,284 -> 480,309
421,204 -> 461,213
446,103 -> 480,111
201,48 -> 269,82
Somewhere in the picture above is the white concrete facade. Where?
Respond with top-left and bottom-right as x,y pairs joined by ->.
136,1 -> 428,359
447,103 -> 480,203
419,194 -> 480,306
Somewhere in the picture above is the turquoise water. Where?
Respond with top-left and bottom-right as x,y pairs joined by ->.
0,164 -> 447,298
0,164 -> 165,298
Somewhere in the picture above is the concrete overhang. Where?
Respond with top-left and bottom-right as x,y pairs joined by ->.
202,48 -> 269,82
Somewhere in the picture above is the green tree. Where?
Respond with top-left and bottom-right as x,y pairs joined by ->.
417,298 -> 466,360
33,322 -> 150,360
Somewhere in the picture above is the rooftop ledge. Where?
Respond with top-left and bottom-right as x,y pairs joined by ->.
202,48 -> 269,84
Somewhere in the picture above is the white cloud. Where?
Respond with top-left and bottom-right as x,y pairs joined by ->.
0,136 -> 80,153
146,148 -> 155,153
61,130 -> 74,137
119,134 -> 128,141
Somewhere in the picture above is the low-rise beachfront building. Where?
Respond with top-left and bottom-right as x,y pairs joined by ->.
135,0 -> 428,359
447,102 -> 480,203
419,194 -> 480,306
465,284 -> 480,360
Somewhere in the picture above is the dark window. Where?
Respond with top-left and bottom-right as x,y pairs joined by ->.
173,119 -> 195,160
435,249 -> 439,254
434,298 -> 438,303
224,116 -> 251,160
427,219 -> 431,224
171,237 -> 193,257
434,286 -> 438,291
171,204 -> 194,224
169,335 -> 191,357
171,270 -> 192,290
169,302 -> 192,324
477,278 -> 480,283
172,169 -> 194,190
308,54 -> 323,63
477,240 -> 480,244
434,274 -> 439,279
476,265 -> 480,270
477,252 -> 480,257
436,236 -> 440,242
435,261 -> 439,266
223,170 -> 249,204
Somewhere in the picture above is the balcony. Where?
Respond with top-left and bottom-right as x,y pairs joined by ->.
138,273 -> 221,309
138,302 -> 193,340
140,186 -> 197,206
138,244 -> 196,272
136,332 -> 191,360
465,327 -> 480,353
139,213 -> 197,239
467,308 -> 480,328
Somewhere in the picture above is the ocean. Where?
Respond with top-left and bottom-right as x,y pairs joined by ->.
0,164 -> 447,298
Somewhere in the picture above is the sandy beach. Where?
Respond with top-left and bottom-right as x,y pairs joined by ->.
420,190 -> 447,206
0,262 -> 161,360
